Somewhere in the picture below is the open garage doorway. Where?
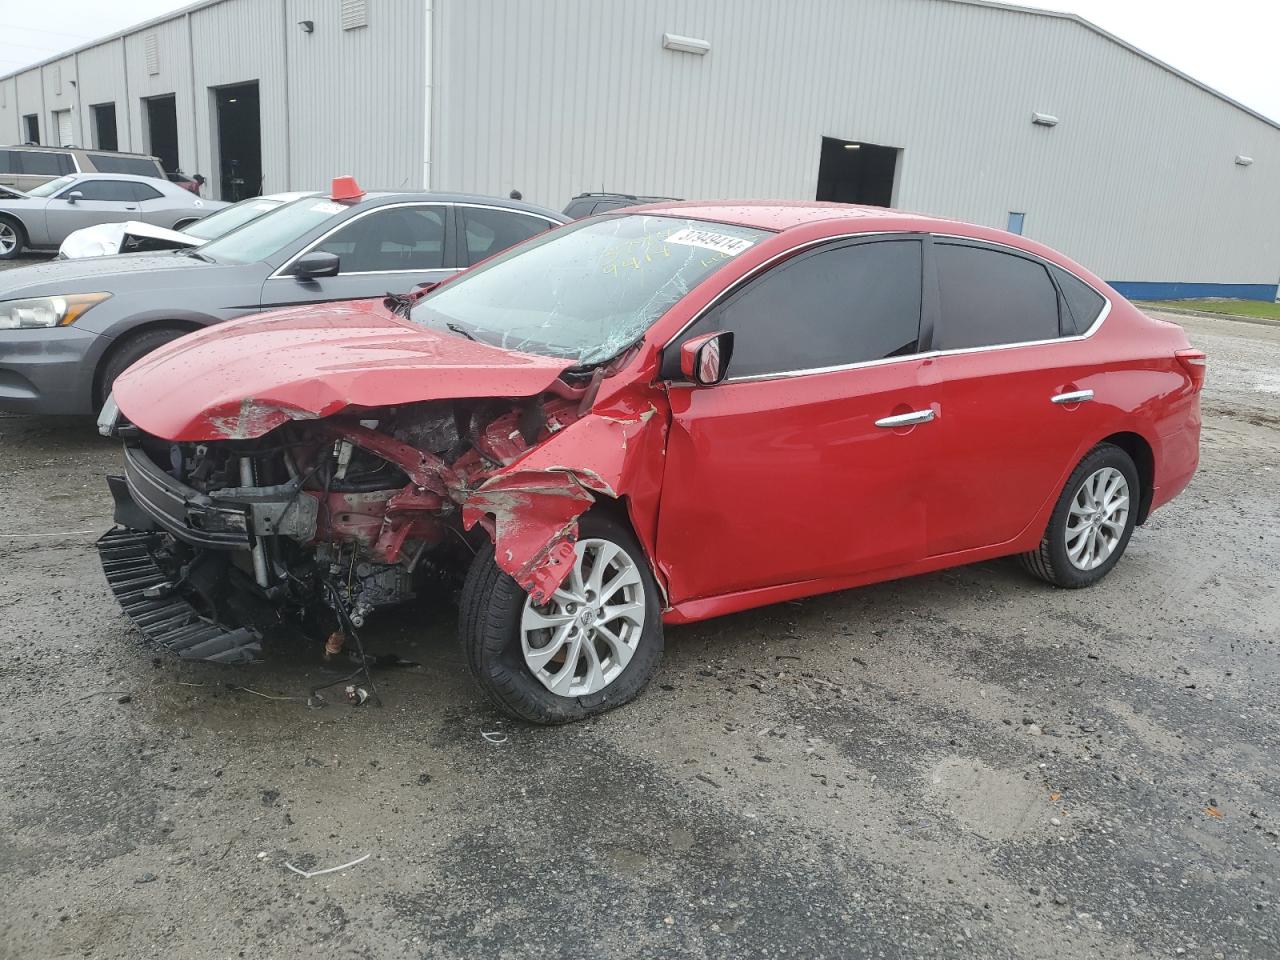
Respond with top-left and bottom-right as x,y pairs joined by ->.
214,81 -> 261,202
91,103 -> 118,151
816,137 -> 900,207
143,95 -> 179,173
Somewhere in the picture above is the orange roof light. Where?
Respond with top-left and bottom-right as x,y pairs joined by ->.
330,175 -> 364,202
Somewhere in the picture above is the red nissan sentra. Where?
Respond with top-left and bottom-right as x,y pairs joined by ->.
98,202 -> 1203,723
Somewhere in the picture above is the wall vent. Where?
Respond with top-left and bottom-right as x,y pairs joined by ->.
341,0 -> 368,30
144,34 -> 160,75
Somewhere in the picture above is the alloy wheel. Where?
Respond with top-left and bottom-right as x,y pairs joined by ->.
0,223 -> 16,255
1065,466 -> 1129,570
520,537 -> 647,697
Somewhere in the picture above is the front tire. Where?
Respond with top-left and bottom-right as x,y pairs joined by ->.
97,327 -> 190,408
0,216 -> 25,260
1021,443 -> 1139,588
459,512 -> 664,724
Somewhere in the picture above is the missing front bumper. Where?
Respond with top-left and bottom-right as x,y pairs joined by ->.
97,528 -> 263,664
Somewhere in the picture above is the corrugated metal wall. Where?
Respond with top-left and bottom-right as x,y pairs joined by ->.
0,0 -> 424,199
432,0 -> 1280,287
283,0 -> 425,191
1,0 -> 1277,286
75,41 -> 132,147
123,16 -> 197,173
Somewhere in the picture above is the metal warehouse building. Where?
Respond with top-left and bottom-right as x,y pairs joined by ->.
2,0 -> 1278,299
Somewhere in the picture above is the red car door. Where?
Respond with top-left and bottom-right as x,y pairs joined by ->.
925,240 -> 1113,556
655,237 -> 941,604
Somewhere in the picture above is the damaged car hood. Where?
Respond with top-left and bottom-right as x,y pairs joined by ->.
111,299 -> 576,441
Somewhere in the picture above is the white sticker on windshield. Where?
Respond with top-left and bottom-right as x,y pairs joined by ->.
664,228 -> 755,257
311,201 -> 344,214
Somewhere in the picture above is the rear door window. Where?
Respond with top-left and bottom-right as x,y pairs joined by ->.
0,151 -> 14,175
682,238 -> 924,378
933,243 -> 1061,350
88,153 -> 163,177
1051,265 -> 1107,335
462,207 -> 556,265
131,181 -> 165,202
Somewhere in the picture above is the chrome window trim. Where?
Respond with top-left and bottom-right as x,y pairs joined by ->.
662,229 -> 1113,386
271,201 -> 562,279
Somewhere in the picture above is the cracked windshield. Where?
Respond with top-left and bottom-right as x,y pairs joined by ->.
410,214 -> 770,365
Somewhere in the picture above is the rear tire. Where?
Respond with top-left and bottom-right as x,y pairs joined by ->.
1020,443 -> 1139,588
0,216 -> 25,260
459,512 -> 664,724
97,327 -> 190,407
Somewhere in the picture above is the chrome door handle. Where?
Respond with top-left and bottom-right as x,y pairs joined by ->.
1051,389 -> 1094,404
875,409 -> 935,428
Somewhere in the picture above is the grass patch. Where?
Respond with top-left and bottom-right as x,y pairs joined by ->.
1140,299 -> 1280,320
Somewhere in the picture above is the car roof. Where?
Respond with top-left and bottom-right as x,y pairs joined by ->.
4,144 -> 158,159
349,191 -> 569,222
631,200 -> 955,232
570,192 -> 681,201
57,171 -> 172,183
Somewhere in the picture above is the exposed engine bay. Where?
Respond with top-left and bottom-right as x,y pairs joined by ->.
99,392 -> 596,664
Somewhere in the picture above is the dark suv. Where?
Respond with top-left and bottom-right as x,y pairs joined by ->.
562,191 -> 681,219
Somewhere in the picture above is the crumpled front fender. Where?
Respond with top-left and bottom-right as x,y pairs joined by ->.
460,391 -> 667,603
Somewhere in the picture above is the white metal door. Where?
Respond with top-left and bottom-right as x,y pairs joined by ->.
54,110 -> 73,148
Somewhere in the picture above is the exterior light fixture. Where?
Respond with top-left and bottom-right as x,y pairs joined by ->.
298,19 -> 315,33
1235,155 -> 1254,166
662,33 -> 711,55
843,143 -> 861,150
1032,113 -> 1059,127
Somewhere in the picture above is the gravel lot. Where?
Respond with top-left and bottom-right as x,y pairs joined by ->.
0,258 -> 1277,959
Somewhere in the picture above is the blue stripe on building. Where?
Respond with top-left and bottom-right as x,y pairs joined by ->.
1107,281 -> 1280,302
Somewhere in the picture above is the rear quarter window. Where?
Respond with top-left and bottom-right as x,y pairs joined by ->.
1051,265 -> 1107,335
934,243 -> 1061,350
18,151 -> 72,176
88,153 -> 164,177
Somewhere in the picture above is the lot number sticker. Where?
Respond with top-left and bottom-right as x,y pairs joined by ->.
665,228 -> 755,256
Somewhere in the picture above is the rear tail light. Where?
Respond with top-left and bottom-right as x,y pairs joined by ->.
1176,349 -> 1206,390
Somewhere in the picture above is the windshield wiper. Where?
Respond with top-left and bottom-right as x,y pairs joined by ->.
445,322 -> 477,342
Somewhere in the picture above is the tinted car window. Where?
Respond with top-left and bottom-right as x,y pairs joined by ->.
685,239 -> 923,378
19,151 -> 71,176
88,153 -> 163,177
315,205 -> 446,273
934,243 -> 1060,350
0,151 -> 13,175
69,180 -> 138,202
562,199 -> 596,219
463,208 -> 554,264
131,182 -> 164,202
1051,265 -> 1107,335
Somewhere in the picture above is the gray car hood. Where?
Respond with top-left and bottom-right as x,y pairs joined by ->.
0,253 -> 218,299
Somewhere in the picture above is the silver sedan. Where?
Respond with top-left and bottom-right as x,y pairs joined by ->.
0,173 -> 226,260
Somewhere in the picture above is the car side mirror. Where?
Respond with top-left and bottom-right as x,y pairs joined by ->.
66,190 -> 83,204
679,331 -> 734,386
291,251 -> 340,280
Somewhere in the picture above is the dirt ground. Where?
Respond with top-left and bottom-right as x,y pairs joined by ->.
0,302 -> 1277,959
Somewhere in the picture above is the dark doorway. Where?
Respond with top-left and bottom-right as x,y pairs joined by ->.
215,81 -> 261,202
144,94 -> 179,172
23,114 -> 39,144
92,103 -> 118,151
816,137 -> 899,207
